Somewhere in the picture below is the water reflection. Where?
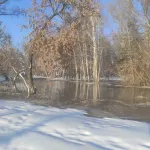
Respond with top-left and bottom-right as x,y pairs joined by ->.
33,80 -> 150,105
33,80 -> 150,122
1,79 -> 150,122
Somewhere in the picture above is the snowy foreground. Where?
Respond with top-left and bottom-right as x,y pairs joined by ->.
0,100 -> 150,150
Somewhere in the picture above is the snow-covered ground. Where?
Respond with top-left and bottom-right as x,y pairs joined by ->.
0,100 -> 150,150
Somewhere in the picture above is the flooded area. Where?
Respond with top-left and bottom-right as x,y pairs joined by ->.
1,79 -> 150,122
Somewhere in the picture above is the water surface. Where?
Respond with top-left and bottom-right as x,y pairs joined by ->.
1,79 -> 150,122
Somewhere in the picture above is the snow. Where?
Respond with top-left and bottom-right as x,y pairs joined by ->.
100,77 -> 121,81
33,76 -> 50,79
0,100 -> 150,150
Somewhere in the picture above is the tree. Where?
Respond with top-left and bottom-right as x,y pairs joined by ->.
109,0 -> 150,86
0,0 -> 22,16
25,0 -> 102,82
0,0 -> 36,97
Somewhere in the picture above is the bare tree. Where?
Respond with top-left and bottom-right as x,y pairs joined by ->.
25,0 -> 102,82
0,0 -> 36,97
0,0 -> 22,16
108,0 -> 150,86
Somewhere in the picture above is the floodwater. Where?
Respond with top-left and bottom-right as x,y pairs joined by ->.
1,79 -> 150,122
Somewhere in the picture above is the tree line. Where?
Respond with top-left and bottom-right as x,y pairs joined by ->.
0,0 -> 150,97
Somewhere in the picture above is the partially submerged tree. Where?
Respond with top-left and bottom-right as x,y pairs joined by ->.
25,0 -> 102,82
0,0 -> 36,97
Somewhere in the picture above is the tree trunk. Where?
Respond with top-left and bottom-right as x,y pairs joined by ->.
72,41 -> 79,80
27,52 -> 36,97
91,17 -> 98,82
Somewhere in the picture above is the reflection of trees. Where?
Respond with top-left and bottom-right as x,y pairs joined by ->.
92,83 -> 98,105
86,84 -> 90,101
23,80 -> 150,107
34,80 -> 103,106
35,80 -> 66,102
75,81 -> 78,99
9,80 -> 150,122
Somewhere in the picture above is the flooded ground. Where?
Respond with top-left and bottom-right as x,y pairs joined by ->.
1,79 -> 150,122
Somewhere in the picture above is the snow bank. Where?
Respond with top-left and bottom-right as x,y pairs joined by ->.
0,100 -> 150,150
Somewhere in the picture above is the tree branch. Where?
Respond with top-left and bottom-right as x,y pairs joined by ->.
30,2 -> 67,35
0,13 -> 20,16
0,0 -> 8,5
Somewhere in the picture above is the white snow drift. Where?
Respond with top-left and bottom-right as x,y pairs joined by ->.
0,100 -> 150,150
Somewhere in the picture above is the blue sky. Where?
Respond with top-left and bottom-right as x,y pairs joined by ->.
0,0 -> 31,48
0,0 -> 115,48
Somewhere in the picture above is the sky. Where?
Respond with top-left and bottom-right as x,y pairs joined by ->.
0,0 -> 31,48
0,0 -> 115,49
